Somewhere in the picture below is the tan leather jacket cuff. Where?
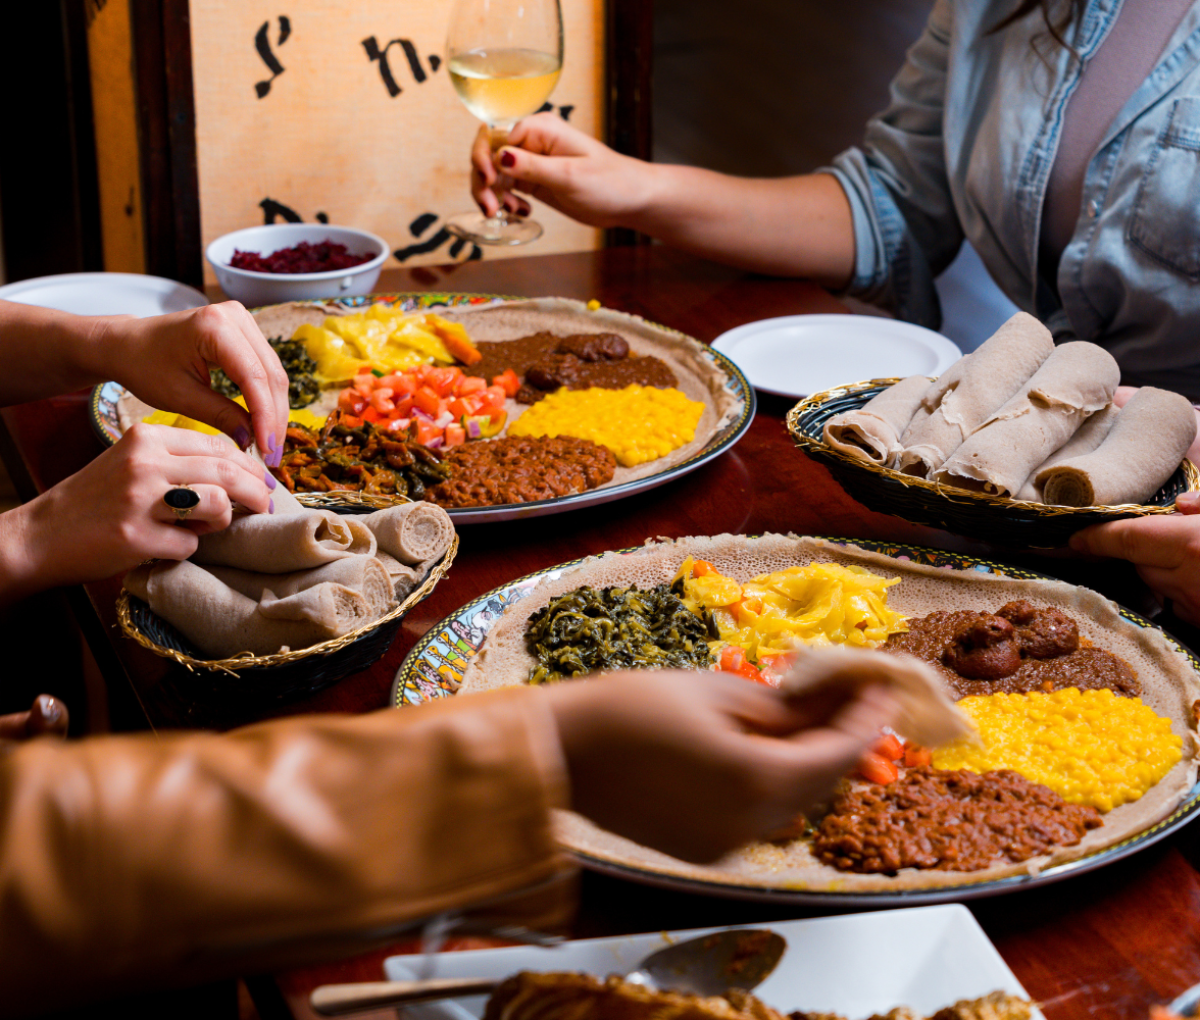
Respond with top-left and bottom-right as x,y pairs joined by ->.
0,687 -> 574,1014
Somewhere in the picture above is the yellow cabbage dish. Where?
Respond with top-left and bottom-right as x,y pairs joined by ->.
674,557 -> 908,665
293,305 -> 478,383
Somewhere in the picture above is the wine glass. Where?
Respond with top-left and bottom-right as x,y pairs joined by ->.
445,0 -> 564,245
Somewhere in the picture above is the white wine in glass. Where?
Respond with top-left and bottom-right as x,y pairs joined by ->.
445,0 -> 563,246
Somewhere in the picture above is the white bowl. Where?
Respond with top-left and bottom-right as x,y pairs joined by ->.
205,223 -> 389,306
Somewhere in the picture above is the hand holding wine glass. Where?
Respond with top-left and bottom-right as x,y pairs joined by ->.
446,0 -> 563,245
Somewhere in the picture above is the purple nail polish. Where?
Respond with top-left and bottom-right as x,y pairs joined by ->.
233,425 -> 251,450
269,497 -> 275,514
269,447 -> 284,468
264,470 -> 277,491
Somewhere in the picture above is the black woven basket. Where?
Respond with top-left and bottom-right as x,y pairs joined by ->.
117,535 -> 457,703
788,379 -> 1199,548
121,595 -> 405,701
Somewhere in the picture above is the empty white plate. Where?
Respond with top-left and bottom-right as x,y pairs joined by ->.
711,314 -> 961,398
0,272 -> 208,317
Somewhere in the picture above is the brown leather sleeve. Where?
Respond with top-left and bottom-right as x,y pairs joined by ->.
0,687 -> 574,1014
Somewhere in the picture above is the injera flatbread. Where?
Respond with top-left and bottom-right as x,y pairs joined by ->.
1036,387 -> 1198,507
1014,405 -> 1120,502
125,559 -> 375,658
822,375 -> 930,466
780,645 -> 972,750
934,342 -> 1120,497
458,534 -> 1200,893
363,502 -> 455,565
897,312 -> 1055,477
202,557 -> 395,618
191,508 -> 376,572
117,298 -> 743,498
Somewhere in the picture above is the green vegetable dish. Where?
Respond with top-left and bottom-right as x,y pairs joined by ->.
525,583 -> 713,683
211,336 -> 321,409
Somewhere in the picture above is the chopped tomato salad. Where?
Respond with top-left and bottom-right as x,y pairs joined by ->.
336,362 -> 516,449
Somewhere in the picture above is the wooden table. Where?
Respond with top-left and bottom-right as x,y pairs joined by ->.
3,246 -> 1199,1020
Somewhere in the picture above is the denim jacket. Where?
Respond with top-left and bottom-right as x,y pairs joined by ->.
828,0 -> 1200,398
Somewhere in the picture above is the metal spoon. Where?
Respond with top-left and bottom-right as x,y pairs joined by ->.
309,928 -> 787,1016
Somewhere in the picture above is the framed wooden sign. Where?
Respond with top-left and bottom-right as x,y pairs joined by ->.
87,0 -> 651,288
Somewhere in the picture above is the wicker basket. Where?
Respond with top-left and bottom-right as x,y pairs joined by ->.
117,532 -> 458,702
787,378 -> 1200,548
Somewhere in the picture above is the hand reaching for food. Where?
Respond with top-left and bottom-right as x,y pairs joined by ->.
95,303 -> 291,463
546,669 -> 898,864
0,300 -> 290,464
0,424 -> 274,603
471,113 -> 649,228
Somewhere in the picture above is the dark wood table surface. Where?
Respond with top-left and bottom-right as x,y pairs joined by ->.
3,246 -> 1199,1020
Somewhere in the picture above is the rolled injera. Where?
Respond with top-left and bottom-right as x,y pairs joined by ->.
375,551 -> 425,598
124,560 -> 375,658
1036,387 -> 1197,507
269,483 -> 306,516
822,375 -> 931,465
203,557 -> 395,617
363,503 -> 454,565
1014,404 -> 1119,501
192,509 -> 376,573
934,341 -> 1120,497
897,312 -> 1055,476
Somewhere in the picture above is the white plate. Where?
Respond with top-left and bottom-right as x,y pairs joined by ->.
0,272 -> 208,317
711,314 -> 961,398
382,906 -> 1040,1020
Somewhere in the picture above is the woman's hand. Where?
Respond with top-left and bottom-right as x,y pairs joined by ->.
1071,493 -> 1200,624
0,424 -> 274,602
469,114 -> 856,283
95,303 -> 290,464
471,113 -> 656,229
547,669 -> 896,864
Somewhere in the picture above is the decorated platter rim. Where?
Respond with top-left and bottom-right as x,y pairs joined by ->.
390,535 -> 1200,905
89,293 -> 756,523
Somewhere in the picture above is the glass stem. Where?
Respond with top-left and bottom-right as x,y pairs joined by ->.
488,123 -> 514,227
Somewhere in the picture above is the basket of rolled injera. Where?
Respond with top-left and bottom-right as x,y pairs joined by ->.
117,495 -> 458,700
790,367 -> 1199,549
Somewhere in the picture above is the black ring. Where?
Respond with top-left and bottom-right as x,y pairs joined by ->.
163,487 -> 201,511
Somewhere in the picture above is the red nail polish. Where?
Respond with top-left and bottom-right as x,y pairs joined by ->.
500,150 -> 516,168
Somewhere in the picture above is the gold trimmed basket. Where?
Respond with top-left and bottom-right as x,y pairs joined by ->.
788,378 -> 1200,547
117,496 -> 458,700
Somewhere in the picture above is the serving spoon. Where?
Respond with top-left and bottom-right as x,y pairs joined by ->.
309,928 -> 787,1016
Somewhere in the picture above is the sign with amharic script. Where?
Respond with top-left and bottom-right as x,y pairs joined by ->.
189,1 -> 604,283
